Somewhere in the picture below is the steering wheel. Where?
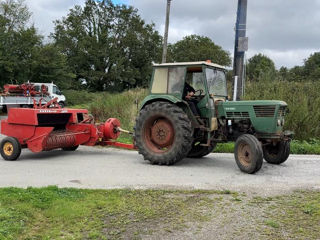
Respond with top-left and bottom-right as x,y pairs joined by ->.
194,89 -> 203,96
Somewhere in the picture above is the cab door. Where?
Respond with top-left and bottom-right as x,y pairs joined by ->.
185,66 -> 211,119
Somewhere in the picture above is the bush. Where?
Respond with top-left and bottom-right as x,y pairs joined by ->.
64,90 -> 99,106
88,89 -> 147,130
244,76 -> 320,140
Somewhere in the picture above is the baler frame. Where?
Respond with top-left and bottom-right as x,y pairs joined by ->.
0,103 -> 135,161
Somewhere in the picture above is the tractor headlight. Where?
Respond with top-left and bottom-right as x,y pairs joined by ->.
277,119 -> 281,126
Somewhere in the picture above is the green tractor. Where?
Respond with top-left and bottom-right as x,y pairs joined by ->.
134,61 -> 293,174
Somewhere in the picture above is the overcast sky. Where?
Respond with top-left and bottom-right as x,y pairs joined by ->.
25,0 -> 320,68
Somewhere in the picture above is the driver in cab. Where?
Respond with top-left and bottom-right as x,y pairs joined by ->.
183,82 -> 201,118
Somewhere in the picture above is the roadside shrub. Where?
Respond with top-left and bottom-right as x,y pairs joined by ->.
244,77 -> 320,140
88,89 -> 147,130
64,90 -> 99,106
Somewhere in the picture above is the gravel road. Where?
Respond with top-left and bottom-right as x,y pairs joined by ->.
0,145 -> 319,195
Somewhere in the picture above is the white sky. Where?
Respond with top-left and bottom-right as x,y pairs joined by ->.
25,0 -> 320,68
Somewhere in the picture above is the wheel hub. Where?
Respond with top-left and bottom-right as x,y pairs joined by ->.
3,142 -> 13,156
150,119 -> 174,147
238,144 -> 252,167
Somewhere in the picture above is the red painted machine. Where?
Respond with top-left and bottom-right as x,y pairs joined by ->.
3,83 -> 48,96
0,99 -> 135,161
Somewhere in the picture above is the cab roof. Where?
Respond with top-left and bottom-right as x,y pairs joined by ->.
153,61 -> 227,70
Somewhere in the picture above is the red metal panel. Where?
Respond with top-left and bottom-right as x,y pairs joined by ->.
65,124 -> 95,146
7,108 -> 38,125
27,127 -> 54,152
1,120 -> 36,144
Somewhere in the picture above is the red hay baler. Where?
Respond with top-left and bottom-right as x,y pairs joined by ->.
0,103 -> 135,161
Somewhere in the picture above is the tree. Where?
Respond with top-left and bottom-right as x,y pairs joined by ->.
0,0 -> 74,87
0,0 -> 41,85
288,66 -> 304,82
30,44 -> 76,89
304,52 -> 320,81
52,0 -> 162,91
247,54 -> 276,81
278,67 -> 289,81
167,35 -> 231,66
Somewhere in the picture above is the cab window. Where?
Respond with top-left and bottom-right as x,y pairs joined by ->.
151,67 -> 185,94
206,68 -> 227,97
185,67 -> 205,95
53,86 -> 61,95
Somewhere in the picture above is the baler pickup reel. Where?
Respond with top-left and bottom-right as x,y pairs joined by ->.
0,98 -> 135,161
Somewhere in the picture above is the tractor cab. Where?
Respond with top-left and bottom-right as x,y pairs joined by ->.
144,61 -> 227,129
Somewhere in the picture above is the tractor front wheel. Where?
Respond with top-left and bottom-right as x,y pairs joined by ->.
187,142 -> 217,158
0,137 -> 22,161
134,102 -> 193,165
263,141 -> 290,164
234,134 -> 263,174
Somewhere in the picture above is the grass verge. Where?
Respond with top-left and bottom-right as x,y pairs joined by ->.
214,140 -> 320,155
0,187 -> 319,239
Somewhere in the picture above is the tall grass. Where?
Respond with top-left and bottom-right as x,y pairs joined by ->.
244,78 -> 320,140
88,89 -> 147,130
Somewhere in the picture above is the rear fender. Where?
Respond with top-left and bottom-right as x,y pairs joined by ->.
140,95 -> 199,128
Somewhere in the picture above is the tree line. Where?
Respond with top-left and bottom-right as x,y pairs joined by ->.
246,53 -> 320,82
0,0 -> 319,92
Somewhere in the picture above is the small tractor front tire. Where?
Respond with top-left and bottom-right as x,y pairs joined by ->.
187,142 -> 217,158
234,134 -> 263,174
0,137 -> 22,161
263,141 -> 290,164
134,101 -> 193,165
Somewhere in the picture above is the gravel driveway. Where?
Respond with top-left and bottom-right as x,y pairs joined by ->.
0,145 -> 319,196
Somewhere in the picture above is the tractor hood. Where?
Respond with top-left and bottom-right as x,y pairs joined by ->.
217,100 -> 288,137
221,100 -> 287,108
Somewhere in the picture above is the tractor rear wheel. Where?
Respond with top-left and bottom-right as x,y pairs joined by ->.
0,137 -> 22,161
134,102 -> 193,165
234,134 -> 263,174
187,142 -> 217,158
263,141 -> 290,164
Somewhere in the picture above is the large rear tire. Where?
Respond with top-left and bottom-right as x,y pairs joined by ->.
234,134 -> 263,174
263,141 -> 290,164
187,142 -> 217,158
134,102 -> 193,165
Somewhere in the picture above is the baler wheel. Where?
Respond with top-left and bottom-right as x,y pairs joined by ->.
62,145 -> 79,151
134,101 -> 193,165
234,134 -> 263,174
0,137 -> 21,161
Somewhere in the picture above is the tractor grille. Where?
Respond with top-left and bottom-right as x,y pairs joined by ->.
278,106 -> 287,118
226,112 -> 250,118
253,105 -> 276,118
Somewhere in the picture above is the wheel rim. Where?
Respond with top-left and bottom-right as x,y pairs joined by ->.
143,116 -> 175,153
3,142 -> 14,156
237,142 -> 252,167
